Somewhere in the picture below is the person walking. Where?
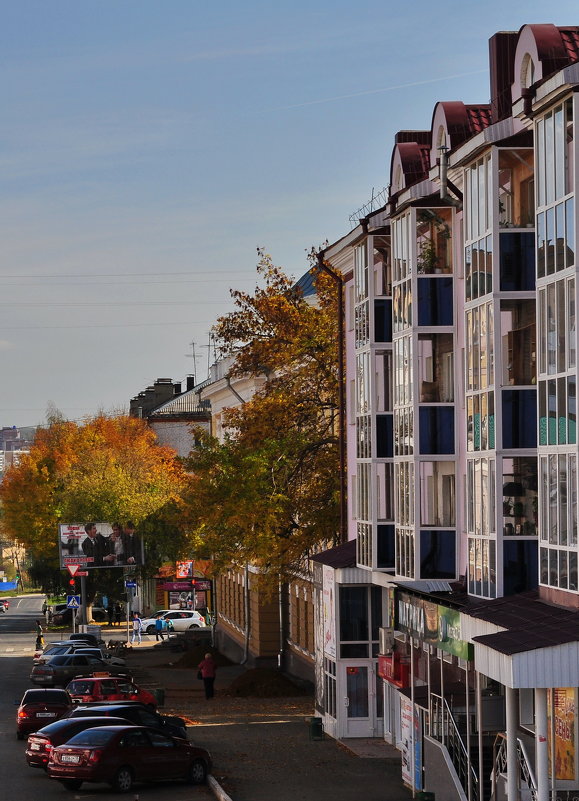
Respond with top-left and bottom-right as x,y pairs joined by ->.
154,614 -> 166,641
114,602 -> 122,626
198,652 -> 217,700
35,619 -> 44,650
130,611 -> 142,645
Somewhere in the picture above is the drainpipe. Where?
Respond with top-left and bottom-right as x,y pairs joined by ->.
277,576 -> 284,669
241,564 -> 250,664
439,144 -> 449,201
316,251 -> 347,544
226,376 -> 246,405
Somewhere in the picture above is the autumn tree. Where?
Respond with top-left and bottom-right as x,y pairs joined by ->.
0,413 -> 186,572
182,251 -> 341,584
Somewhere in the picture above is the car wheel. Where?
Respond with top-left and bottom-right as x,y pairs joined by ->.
188,624 -> 200,630
61,779 -> 83,790
188,758 -> 208,785
146,625 -> 155,635
112,766 -> 134,793
16,731 -> 24,740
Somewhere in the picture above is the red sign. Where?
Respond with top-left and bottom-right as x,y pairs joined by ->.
161,581 -> 192,591
63,555 -> 93,565
67,565 -> 80,576
378,654 -> 411,688
76,570 -> 89,576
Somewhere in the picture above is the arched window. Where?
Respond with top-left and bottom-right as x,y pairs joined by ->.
521,53 -> 535,89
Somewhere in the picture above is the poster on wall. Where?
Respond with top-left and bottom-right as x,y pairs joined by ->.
400,695 -> 413,786
322,565 -> 336,659
548,687 -> 576,781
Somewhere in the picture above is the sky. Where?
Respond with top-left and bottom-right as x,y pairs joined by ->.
1,1 -> 578,427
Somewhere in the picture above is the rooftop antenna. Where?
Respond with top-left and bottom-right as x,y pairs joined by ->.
201,333 -> 218,379
185,341 -> 201,383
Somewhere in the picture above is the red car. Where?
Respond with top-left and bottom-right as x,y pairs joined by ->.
48,725 -> 211,791
16,688 -> 72,739
26,716 -> 131,769
65,674 -> 156,707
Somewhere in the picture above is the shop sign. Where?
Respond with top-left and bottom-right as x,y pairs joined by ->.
396,591 -> 472,660
378,654 -> 410,688
161,581 -> 192,591
192,580 -> 212,591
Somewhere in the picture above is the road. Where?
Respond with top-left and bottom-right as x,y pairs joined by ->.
0,595 -> 211,800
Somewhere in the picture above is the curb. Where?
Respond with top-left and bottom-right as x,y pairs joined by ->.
208,774 -> 233,801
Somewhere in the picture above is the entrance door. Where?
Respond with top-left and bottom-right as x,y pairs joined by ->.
340,662 -> 384,738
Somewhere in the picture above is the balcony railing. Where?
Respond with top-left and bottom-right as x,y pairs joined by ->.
430,692 -> 479,801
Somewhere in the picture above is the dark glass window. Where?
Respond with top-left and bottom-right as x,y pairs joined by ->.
374,299 -> 392,342
420,530 -> 456,579
502,390 -> 537,448
503,540 -> 538,595
377,524 -> 395,569
376,415 -> 393,458
499,232 -> 535,291
371,586 -> 382,641
419,407 -> 455,454
339,587 -> 368,642
417,277 -> 453,326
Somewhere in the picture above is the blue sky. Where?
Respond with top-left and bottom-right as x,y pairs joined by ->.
1,1 -> 577,426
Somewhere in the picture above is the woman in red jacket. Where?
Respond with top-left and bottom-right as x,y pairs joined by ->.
198,652 -> 217,699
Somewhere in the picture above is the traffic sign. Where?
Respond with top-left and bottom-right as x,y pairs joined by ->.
125,581 -> 137,588
67,564 -> 80,577
67,595 -> 81,609
76,571 -> 89,576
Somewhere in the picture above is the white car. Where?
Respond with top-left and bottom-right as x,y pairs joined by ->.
141,610 -> 206,635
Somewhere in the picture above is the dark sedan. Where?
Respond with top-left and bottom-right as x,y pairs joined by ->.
16,689 -> 73,739
66,702 -> 187,739
48,725 -> 211,791
26,716 -> 131,769
30,654 -> 130,687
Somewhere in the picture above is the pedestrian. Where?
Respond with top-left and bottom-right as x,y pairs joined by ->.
35,619 -> 44,650
154,614 -> 165,641
198,652 -> 217,700
130,611 -> 142,645
114,602 -> 122,626
107,603 -> 114,627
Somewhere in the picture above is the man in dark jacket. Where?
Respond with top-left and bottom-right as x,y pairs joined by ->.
122,522 -> 142,565
82,522 -> 112,567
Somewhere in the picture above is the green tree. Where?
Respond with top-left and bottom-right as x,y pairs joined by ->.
183,252 -> 341,586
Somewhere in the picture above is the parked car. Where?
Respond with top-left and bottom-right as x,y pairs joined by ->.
141,610 -> 206,635
52,606 -> 107,625
68,632 -> 103,647
66,702 -> 187,739
34,641 -> 102,665
30,654 -> 130,687
72,647 -> 126,667
26,716 -> 131,769
16,688 -> 73,740
47,725 -> 211,791
65,675 -> 156,707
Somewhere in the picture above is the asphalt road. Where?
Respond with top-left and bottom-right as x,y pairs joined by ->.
0,594 -> 211,800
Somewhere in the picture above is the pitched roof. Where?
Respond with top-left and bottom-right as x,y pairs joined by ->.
311,539 -> 356,569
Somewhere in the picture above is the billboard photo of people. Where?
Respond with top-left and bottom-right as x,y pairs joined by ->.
59,521 -> 144,569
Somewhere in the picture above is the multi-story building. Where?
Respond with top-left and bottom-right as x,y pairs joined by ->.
313,23 -> 579,801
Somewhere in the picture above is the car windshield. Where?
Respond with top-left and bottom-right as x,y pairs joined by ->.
66,729 -> 117,746
23,690 -> 69,704
43,646 -> 69,656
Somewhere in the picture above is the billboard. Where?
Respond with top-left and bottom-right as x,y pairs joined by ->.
58,522 -> 144,569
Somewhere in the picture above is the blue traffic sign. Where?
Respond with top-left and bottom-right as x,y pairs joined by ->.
125,581 -> 137,588
67,595 -> 81,609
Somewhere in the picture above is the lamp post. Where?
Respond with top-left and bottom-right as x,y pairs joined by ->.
316,251 -> 347,545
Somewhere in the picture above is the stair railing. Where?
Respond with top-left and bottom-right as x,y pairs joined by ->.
430,692 -> 479,801
492,732 -> 537,801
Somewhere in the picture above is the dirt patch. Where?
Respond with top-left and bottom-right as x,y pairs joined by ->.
226,667 -> 309,698
167,646 -> 233,669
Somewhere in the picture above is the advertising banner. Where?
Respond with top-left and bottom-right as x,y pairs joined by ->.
548,688 -> 576,781
322,565 -> 336,659
59,522 -> 144,569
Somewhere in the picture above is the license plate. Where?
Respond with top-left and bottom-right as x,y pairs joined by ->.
30,743 -> 41,751
61,754 -> 80,764
37,712 -> 56,717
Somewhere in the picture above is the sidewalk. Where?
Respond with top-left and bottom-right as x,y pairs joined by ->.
123,641 -> 412,801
